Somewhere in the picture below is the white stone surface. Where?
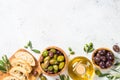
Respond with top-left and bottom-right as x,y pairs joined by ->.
0,0 -> 120,80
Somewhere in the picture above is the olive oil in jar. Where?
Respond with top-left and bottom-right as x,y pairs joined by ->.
68,56 -> 94,80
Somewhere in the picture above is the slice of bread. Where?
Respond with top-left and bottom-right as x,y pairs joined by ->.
11,58 -> 32,73
3,76 -> 19,80
14,49 -> 35,66
9,66 -> 29,80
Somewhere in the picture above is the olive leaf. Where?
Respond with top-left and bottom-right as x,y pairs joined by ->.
68,47 -> 75,55
0,55 -> 11,73
24,41 -> 40,54
95,57 -> 120,80
95,69 -> 109,77
59,74 -> 70,80
84,42 -> 94,53
32,49 -> 40,53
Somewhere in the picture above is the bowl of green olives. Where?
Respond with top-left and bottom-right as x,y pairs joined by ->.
39,46 -> 68,76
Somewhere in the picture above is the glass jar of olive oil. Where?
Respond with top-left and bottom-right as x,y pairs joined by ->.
68,56 -> 94,80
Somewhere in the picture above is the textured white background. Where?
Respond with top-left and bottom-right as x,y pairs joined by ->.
0,0 -> 120,80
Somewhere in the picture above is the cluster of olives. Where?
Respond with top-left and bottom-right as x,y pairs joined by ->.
40,48 -> 65,74
93,49 -> 114,69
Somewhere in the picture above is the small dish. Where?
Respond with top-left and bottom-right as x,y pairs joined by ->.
39,46 -> 68,76
92,48 -> 115,69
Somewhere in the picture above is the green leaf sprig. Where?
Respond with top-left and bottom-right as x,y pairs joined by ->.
68,47 -> 75,55
95,57 -> 120,80
24,41 -> 40,54
0,55 -> 11,73
84,42 -> 94,53
59,74 -> 70,80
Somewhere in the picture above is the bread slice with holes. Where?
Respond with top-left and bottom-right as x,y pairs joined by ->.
3,76 -> 19,80
11,58 -> 32,73
9,66 -> 29,80
14,49 -> 35,66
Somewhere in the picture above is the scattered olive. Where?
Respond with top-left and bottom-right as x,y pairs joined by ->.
32,70 -> 38,76
113,45 -> 120,52
40,75 -> 47,80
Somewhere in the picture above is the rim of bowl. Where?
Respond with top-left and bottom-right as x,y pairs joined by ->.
38,46 -> 68,76
92,48 -> 115,70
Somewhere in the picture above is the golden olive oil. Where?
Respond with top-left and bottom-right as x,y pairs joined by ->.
68,56 -> 94,80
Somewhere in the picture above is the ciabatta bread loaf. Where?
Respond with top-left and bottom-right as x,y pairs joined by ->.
11,58 -> 32,73
9,66 -> 29,80
14,49 -> 35,66
3,76 -> 19,80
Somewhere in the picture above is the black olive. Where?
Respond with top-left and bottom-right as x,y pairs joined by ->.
100,56 -> 107,62
96,53 -> 101,57
56,50 -> 62,55
113,45 -> 120,52
107,52 -> 113,57
106,61 -> 112,67
99,61 -> 106,69
32,70 -> 38,76
94,57 -> 100,63
102,50 -> 106,54
107,55 -> 114,61
49,51 -> 54,57
98,50 -> 106,56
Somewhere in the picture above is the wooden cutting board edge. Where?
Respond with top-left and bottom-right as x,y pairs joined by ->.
0,48 -> 42,80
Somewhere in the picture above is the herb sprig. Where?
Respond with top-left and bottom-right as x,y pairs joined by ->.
95,57 -> 120,80
24,41 -> 40,54
0,55 -> 11,73
58,74 -> 70,80
68,47 -> 75,55
84,42 -> 94,53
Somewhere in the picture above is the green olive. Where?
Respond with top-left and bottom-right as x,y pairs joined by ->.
59,62 -> 65,69
50,48 -> 56,53
41,60 -> 49,69
42,50 -> 48,57
50,59 -> 58,65
44,56 -> 50,62
57,55 -> 64,62
41,63 -> 46,70
48,66 -> 53,71
54,70 -> 58,73
40,75 -> 47,80
53,65 -> 58,71
53,54 -> 57,60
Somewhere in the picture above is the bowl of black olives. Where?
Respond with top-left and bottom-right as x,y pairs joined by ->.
92,48 -> 115,69
39,46 -> 68,76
